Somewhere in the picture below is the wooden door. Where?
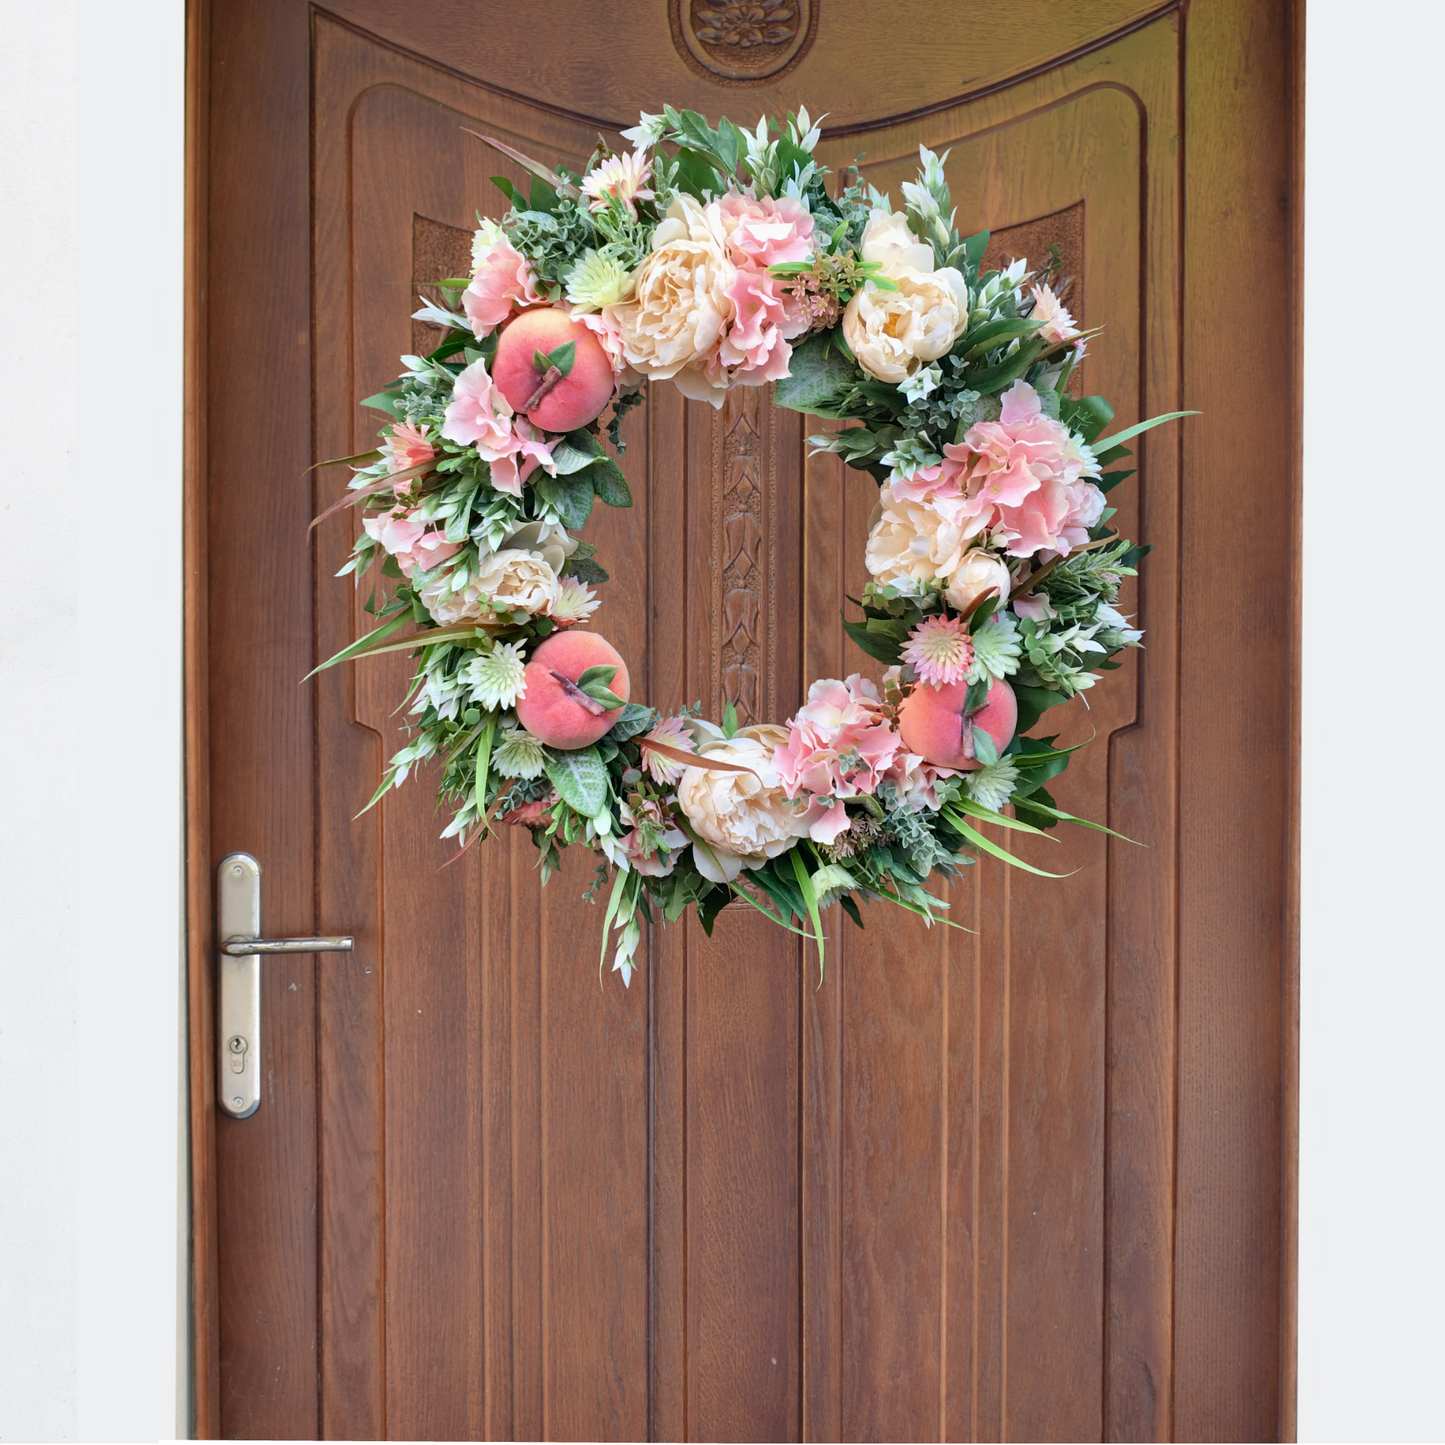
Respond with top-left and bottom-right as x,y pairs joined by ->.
187,2 -> 1300,1439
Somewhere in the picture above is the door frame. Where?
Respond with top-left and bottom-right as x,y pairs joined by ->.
181,2 -> 1304,1437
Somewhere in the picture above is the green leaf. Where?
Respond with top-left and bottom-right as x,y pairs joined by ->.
672,147 -> 719,200
948,815 -> 1078,879
543,744 -> 609,817
305,610 -> 411,678
590,457 -> 633,508
576,664 -> 618,690
1011,682 -> 1071,735
715,117 -> 743,173
962,676 -> 991,715
1012,795 -> 1141,844
963,316 -> 1043,359
1097,468 -> 1136,495
971,725 -> 999,766
949,795 -> 1056,838
549,440 -> 600,475
1093,409 -> 1198,451
966,338 -> 1045,396
473,713 -> 497,824
1092,443 -> 1132,466
531,471 -> 595,530
359,389 -> 403,418
1060,394 -> 1114,443
490,175 -> 523,206
842,615 -> 904,664
534,340 -> 574,378
607,703 -> 656,742
962,229 -> 990,273
566,556 -> 610,585
839,894 -> 864,930
791,847 -> 827,984
774,331 -> 861,415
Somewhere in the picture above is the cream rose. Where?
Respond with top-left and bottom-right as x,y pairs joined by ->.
675,722 -> 808,883
865,483 -> 978,592
605,195 -> 735,406
842,209 -> 968,383
943,548 -> 1012,614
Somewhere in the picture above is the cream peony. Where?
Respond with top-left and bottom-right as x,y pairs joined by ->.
943,547 -> 1013,615
605,195 -> 736,405
418,520 -> 576,626
841,209 -> 968,383
865,482 -> 977,592
675,722 -> 808,883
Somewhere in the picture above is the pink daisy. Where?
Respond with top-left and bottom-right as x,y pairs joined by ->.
903,615 -> 974,688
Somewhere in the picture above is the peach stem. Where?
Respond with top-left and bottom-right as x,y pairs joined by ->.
549,668 -> 608,716
523,365 -> 563,411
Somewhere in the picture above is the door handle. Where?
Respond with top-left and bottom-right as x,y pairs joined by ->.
216,852 -> 354,1119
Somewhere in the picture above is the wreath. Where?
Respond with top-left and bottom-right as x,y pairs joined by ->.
312,107 -> 1190,984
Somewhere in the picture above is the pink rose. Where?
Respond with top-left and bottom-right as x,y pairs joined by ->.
935,380 -> 1105,557
774,675 -> 902,843
463,234 -> 545,338
881,750 -> 958,812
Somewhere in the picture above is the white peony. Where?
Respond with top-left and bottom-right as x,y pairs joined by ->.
865,483 -> 979,591
605,195 -> 736,405
419,520 -> 577,626
841,208 -> 968,383
675,722 -> 808,884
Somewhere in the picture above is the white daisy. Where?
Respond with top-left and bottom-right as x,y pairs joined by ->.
463,642 -> 528,711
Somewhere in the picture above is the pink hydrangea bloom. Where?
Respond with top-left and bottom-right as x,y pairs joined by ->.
361,509 -> 459,578
774,675 -> 902,843
902,614 -> 974,688
441,359 -> 554,497
717,269 -> 801,383
463,235 -> 545,338
934,380 -> 1105,557
717,192 -> 815,269
881,750 -> 958,812
573,308 -> 642,391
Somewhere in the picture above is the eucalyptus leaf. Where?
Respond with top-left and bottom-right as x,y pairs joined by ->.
607,703 -> 657,742
971,725 -> 999,766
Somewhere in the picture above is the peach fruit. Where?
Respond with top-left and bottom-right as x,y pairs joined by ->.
515,630 -> 631,751
897,676 -> 1018,771
491,307 -> 615,433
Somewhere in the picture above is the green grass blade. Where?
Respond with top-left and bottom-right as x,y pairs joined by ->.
953,818 -> 1079,879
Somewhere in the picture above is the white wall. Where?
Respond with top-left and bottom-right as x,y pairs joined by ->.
0,1 -> 187,1441
0,1 -> 1440,1441
1298,3 -> 1445,1441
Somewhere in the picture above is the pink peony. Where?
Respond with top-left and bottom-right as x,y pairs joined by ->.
441,358 -> 554,497
774,675 -> 902,843
463,233 -> 545,338
717,192 -> 815,269
362,508 -> 459,578
933,380 -> 1105,557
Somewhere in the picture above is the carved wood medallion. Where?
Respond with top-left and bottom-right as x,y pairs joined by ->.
670,0 -> 817,83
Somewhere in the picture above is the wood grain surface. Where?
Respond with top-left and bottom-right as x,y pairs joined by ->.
190,2 -> 1300,1438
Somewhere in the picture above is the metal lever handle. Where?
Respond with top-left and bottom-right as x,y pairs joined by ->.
222,936 -> 353,956
216,853 -> 355,1119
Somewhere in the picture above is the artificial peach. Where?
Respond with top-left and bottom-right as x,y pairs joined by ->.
897,676 -> 1018,770
515,630 -> 631,751
491,307 -> 615,433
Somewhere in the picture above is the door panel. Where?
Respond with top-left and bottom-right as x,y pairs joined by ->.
195,2 -> 1297,1439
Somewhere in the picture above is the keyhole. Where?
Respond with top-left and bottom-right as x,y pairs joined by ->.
227,1035 -> 248,1073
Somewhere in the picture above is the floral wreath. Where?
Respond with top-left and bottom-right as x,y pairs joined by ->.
312,107 -> 1190,984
